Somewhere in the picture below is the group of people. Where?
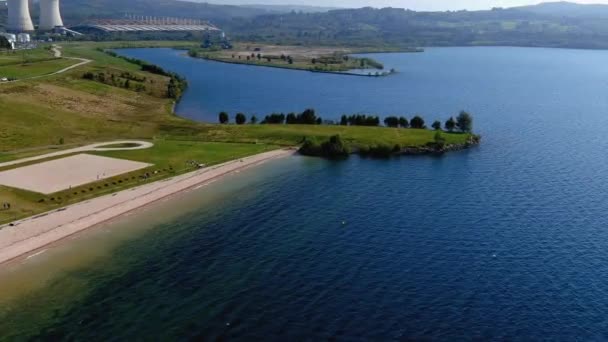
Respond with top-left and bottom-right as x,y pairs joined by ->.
2,202 -> 11,210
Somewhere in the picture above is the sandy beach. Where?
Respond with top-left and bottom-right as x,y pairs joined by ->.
0,148 -> 295,265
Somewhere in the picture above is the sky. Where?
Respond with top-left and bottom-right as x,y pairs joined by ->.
205,0 -> 608,11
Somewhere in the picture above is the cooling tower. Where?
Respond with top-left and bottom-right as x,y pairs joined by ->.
7,0 -> 34,32
39,0 -> 64,31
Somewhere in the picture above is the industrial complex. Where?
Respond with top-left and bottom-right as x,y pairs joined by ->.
1,0 -> 224,46
73,16 -> 221,34
6,0 -> 63,32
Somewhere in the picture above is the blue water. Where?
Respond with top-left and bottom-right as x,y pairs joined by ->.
4,47 -> 608,340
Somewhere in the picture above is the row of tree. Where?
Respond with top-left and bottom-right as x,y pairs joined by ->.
218,109 -> 474,133
219,109 -> 323,125
367,111 -> 473,133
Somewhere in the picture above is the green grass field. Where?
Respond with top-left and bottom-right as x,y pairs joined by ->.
0,58 -> 79,79
181,124 -> 470,147
0,47 -> 56,66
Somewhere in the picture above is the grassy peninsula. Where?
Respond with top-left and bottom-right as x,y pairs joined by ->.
0,41 -> 475,224
187,43 -> 396,76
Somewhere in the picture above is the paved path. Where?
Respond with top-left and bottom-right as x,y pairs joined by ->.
0,140 -> 154,169
1,45 -> 92,83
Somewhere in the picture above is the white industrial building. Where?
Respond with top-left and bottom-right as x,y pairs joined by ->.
39,0 -> 64,31
6,0 -> 64,33
0,33 -> 17,49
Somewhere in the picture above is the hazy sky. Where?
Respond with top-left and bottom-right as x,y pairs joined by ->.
206,0 -> 608,11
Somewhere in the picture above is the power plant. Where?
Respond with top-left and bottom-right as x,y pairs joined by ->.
7,0 -> 34,32
6,0 -> 64,32
39,0 -> 64,31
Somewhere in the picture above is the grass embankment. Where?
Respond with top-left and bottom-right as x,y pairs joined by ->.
0,140 -> 277,224
189,43 -> 393,75
166,123 -> 470,148
0,47 -> 81,80
0,41 -> 472,224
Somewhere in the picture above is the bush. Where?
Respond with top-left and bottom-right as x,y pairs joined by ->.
359,144 -> 395,158
299,135 -> 350,159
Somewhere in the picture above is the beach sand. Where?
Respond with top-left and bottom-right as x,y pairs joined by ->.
0,148 -> 295,265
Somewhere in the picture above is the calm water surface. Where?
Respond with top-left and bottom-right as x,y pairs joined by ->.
2,47 -> 608,340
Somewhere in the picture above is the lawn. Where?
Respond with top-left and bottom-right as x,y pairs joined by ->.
0,58 -> 79,79
0,47 -> 55,66
164,123 -> 472,148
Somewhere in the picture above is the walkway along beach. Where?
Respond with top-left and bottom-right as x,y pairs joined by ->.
0,148 -> 295,265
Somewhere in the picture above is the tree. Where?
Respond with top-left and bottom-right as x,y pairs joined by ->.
316,117 -> 322,125
0,36 -> 11,50
250,115 -> 258,124
340,115 -> 348,126
399,117 -> 409,128
456,111 -> 473,133
410,115 -> 426,129
300,108 -> 317,124
219,111 -> 229,124
432,120 -> 442,130
262,113 -> 285,124
235,113 -> 246,125
286,113 -> 297,124
445,117 -> 456,132
383,116 -> 399,128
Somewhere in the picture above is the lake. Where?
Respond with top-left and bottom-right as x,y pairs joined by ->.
2,47 -> 608,340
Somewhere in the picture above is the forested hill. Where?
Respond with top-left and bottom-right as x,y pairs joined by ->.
515,2 -> 608,18
3,0 -> 608,49
0,0 -> 269,28
223,5 -> 608,49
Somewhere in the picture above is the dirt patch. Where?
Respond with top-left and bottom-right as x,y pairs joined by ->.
0,154 -> 152,194
219,43 -> 352,59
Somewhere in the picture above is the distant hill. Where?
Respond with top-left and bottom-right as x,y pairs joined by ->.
223,6 -> 608,49
515,1 -> 608,18
55,0 -> 268,25
3,0 -> 608,50
238,4 -> 341,13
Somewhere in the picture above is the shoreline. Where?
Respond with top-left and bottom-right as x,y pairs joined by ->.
0,148 -> 296,266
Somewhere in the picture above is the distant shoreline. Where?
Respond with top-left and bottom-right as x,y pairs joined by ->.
0,149 -> 295,266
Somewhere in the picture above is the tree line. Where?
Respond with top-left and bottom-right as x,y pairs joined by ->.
219,108 -> 323,125
378,111 -> 473,133
218,109 -> 473,133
